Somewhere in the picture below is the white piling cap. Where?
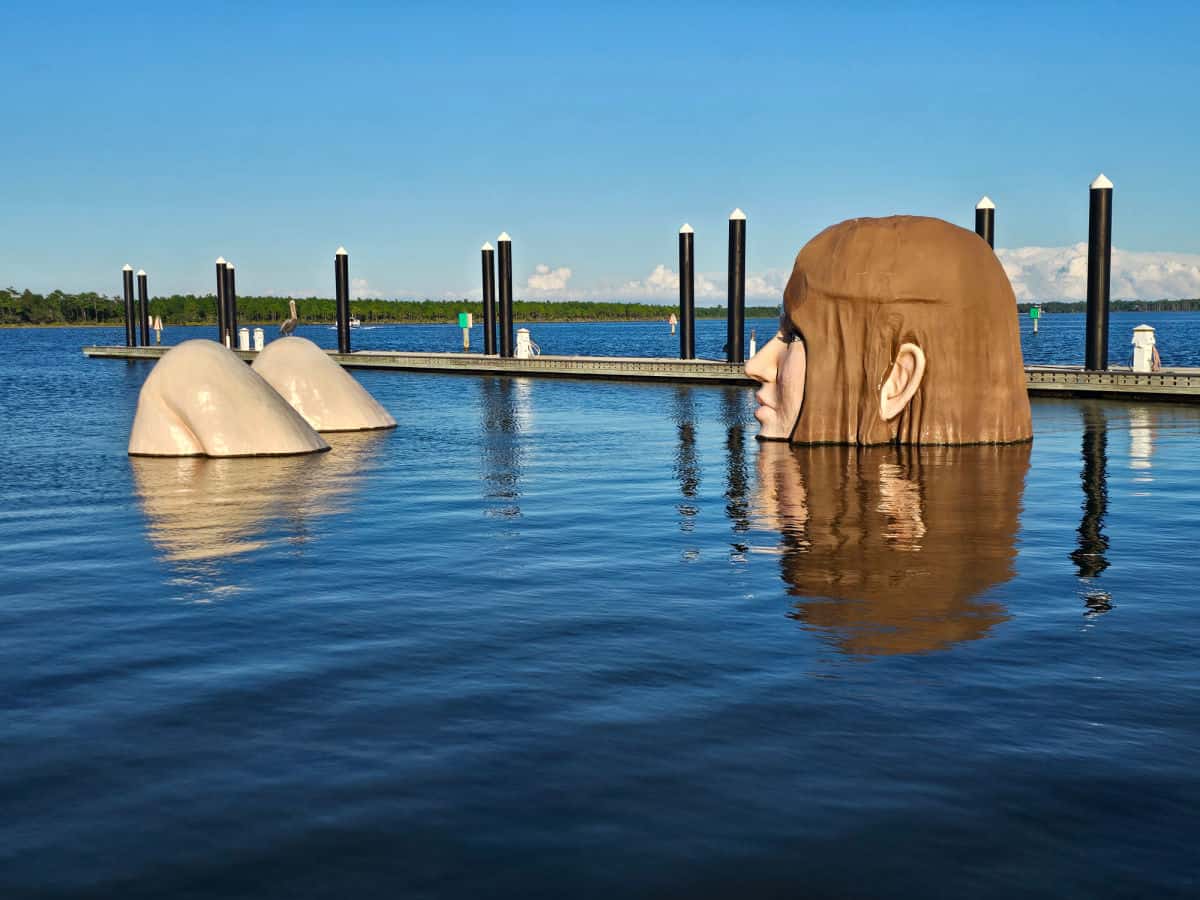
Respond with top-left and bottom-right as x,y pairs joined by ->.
976,196 -> 995,210
335,246 -> 348,256
136,269 -> 146,276
481,242 -> 494,252
680,223 -> 694,234
729,208 -> 746,220
216,256 -> 226,265
498,232 -> 511,242
122,264 -> 133,271
226,262 -> 235,271
1091,173 -> 1113,189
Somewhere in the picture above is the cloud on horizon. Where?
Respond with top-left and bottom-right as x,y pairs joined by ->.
999,244 -> 1200,302
526,263 -> 573,292
333,247 -> 1200,305
350,277 -> 386,300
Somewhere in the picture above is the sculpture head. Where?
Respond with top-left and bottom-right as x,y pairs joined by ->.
746,215 -> 1032,445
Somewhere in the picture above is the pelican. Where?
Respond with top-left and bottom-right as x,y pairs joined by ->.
279,300 -> 299,336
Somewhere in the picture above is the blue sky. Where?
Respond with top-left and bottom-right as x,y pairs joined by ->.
3,1 -> 1199,302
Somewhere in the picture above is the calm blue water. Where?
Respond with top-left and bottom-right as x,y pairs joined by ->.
77,309 -> 1200,366
2,324 -> 1199,898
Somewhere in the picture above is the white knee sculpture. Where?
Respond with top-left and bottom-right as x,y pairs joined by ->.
128,340 -> 329,457
252,337 -> 396,432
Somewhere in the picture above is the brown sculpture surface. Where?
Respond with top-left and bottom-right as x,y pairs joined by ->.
746,215 -> 1032,445
753,441 -> 1031,656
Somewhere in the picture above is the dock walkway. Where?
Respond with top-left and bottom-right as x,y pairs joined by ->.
82,345 -> 1200,402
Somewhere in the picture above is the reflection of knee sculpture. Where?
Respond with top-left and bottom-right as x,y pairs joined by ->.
747,216 -> 1032,445
252,337 -> 396,432
129,341 -> 329,457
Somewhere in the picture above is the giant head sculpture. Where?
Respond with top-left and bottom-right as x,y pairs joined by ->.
746,216 -> 1032,445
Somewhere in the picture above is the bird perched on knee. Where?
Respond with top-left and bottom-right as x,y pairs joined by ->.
279,300 -> 299,336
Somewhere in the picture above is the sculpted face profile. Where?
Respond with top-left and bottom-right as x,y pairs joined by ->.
746,216 -> 1032,445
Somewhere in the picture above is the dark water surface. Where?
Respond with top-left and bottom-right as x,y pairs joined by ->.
2,326 -> 1199,898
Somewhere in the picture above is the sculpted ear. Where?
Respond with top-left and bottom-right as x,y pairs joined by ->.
880,342 -> 926,421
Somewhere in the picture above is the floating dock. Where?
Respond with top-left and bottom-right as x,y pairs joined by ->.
82,345 -> 1200,401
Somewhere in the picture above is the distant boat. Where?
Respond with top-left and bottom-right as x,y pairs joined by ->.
349,316 -> 362,328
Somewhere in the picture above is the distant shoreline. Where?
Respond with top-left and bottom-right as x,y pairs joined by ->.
4,291 -> 1200,328
0,315 -> 786,329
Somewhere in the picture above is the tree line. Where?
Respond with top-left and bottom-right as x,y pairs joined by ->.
0,287 -> 781,325
1016,299 -> 1200,313
11,285 -> 1197,327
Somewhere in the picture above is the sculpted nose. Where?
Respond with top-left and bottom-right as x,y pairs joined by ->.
744,340 -> 776,384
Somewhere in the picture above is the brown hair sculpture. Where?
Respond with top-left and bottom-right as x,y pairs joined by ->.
748,215 -> 1032,445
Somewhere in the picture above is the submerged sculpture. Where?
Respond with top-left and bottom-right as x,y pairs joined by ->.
252,337 -> 396,432
128,340 -> 329,457
746,215 -> 1032,445
753,441 -> 1031,656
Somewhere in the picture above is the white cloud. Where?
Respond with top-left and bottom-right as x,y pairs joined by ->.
351,277 -> 385,299
621,264 -> 697,297
998,244 -> 1200,301
526,263 -> 572,292
617,264 -> 785,303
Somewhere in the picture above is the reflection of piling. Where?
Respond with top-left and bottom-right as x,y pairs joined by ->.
679,224 -> 695,360
1085,174 -> 1113,370
722,389 -> 751,545
481,242 -> 497,355
479,377 -> 525,518
672,388 -> 700,535
223,264 -> 238,348
214,257 -> 227,344
497,233 -> 514,358
975,196 -> 995,249
1071,405 -> 1110,580
335,247 -> 351,354
727,209 -> 746,364
122,264 -> 136,347
136,270 -> 149,346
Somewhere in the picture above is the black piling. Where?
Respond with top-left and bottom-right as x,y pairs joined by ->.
335,247 -> 351,354
215,257 -> 227,344
136,269 -> 149,346
481,242 -> 497,355
224,263 -> 239,348
726,209 -> 746,364
1085,174 -> 1113,371
122,265 -> 136,347
679,224 -> 695,360
975,196 -> 995,249
497,233 -> 514,358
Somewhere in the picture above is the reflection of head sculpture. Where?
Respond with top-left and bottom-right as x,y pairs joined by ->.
754,440 -> 1030,655
128,340 -> 328,457
747,216 -> 1032,445
252,337 -> 396,432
